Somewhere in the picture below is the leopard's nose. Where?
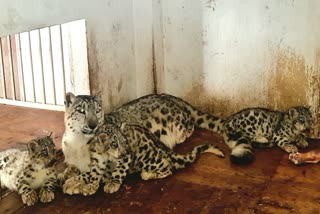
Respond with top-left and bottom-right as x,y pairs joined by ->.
88,121 -> 97,130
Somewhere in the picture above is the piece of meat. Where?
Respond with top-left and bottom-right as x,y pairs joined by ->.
289,150 -> 320,165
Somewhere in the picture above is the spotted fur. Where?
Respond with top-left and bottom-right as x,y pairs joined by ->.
0,133 -> 57,206
105,93 -> 224,149
60,93 -> 223,185
59,92 -> 104,184
63,123 -> 224,195
223,106 -> 312,164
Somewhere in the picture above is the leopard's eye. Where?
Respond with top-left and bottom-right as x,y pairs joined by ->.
76,108 -> 85,114
299,117 -> 305,123
96,108 -> 101,113
111,142 -> 118,149
42,150 -> 48,157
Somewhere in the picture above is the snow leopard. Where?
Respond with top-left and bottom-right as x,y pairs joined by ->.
59,92 -> 223,185
0,133 -> 57,206
223,106 -> 312,164
62,123 -> 224,196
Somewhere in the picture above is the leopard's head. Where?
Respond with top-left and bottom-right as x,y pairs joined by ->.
287,106 -> 312,134
94,124 -> 128,159
64,92 -> 104,137
28,133 -> 56,166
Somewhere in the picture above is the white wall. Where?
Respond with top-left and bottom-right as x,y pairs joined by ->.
154,0 -> 320,135
0,0 -> 319,134
0,0 -> 154,111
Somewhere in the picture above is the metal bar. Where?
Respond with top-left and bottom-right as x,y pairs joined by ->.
17,34 -> 26,101
0,38 -> 7,99
38,29 -> 46,104
48,27 -> 57,105
59,24 -> 66,96
7,35 -> 16,100
0,98 -> 64,111
28,31 -> 36,103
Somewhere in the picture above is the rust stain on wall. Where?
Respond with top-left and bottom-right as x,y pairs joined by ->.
183,81 -> 230,117
267,47 -> 320,137
183,46 -> 320,137
267,47 -> 308,110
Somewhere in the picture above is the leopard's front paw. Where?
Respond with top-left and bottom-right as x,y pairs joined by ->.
57,172 -> 66,186
282,144 -> 298,153
39,188 -> 55,203
63,176 -> 84,195
103,181 -> 121,194
82,183 -> 99,196
297,139 -> 309,148
21,190 -> 38,206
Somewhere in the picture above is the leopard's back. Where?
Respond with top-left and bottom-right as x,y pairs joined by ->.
0,149 -> 30,190
105,93 -> 223,148
224,108 -> 283,141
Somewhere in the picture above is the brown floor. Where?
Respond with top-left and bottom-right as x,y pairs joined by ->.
0,104 -> 320,214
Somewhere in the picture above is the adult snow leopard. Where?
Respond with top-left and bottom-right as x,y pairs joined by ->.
59,92 -> 223,184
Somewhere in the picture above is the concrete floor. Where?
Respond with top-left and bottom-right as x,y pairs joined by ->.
0,104 -> 320,214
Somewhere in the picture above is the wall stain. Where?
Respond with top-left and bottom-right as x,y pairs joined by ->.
183,80 -> 230,117
183,46 -> 320,137
267,47 -> 308,110
267,47 -> 320,137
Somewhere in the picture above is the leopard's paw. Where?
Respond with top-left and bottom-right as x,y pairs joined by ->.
283,144 -> 298,153
21,189 -> 38,206
39,188 -> 55,203
297,139 -> 309,149
62,176 -> 84,195
82,182 -> 99,196
103,181 -> 121,194
57,172 -> 66,186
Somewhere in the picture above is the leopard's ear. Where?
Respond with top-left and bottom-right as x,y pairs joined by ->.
288,107 -> 298,118
65,92 -> 76,108
27,141 -> 38,153
47,132 -> 53,138
94,91 -> 102,103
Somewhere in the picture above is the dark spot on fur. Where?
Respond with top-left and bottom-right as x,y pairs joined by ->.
208,123 -> 215,129
154,130 -> 161,138
161,108 -> 169,115
197,118 -> 204,126
161,129 -> 167,135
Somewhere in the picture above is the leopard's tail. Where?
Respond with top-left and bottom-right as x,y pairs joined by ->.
171,144 -> 224,170
165,94 -> 224,134
192,111 -> 225,134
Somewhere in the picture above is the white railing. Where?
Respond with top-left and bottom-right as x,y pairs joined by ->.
0,19 -> 89,111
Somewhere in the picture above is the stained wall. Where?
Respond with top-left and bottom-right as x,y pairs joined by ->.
0,0 -> 319,135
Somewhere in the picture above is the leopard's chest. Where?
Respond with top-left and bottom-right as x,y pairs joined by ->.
62,131 -> 91,172
28,166 -> 53,189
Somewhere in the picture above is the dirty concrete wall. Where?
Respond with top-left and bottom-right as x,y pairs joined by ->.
0,0 -> 319,135
154,0 -> 320,136
0,0 -> 154,111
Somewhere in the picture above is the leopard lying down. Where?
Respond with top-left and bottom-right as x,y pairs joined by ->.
223,106 -> 312,164
60,92 -> 224,184
63,123 -> 224,195
0,133 -> 57,206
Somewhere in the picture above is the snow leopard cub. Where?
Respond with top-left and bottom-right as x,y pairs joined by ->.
63,123 -> 224,196
0,133 -> 57,206
223,106 -> 312,164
